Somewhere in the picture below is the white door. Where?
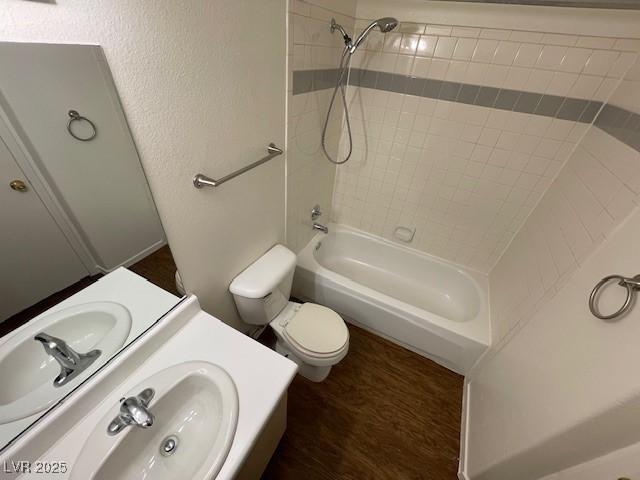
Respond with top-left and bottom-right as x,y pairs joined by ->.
0,136 -> 88,321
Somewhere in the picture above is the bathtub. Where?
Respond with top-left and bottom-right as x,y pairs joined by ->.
293,224 -> 490,374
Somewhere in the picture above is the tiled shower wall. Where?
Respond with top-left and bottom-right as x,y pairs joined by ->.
488,57 -> 640,346
328,19 -> 639,272
286,0 -> 356,253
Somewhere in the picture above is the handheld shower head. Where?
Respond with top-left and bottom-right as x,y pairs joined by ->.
322,14 -> 398,165
351,17 -> 398,53
375,17 -> 399,33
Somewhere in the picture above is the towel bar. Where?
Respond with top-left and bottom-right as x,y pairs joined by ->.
193,143 -> 283,189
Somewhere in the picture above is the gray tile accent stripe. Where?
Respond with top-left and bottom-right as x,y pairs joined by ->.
292,68 -> 640,153
294,67 -> 602,124
348,68 -> 605,124
594,104 -> 640,152
292,69 -> 342,95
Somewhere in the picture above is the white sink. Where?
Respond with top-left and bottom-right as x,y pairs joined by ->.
0,302 -> 132,424
71,361 -> 238,480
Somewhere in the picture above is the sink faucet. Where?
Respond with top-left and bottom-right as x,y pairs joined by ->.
310,204 -> 328,233
34,333 -> 101,387
107,388 -> 155,435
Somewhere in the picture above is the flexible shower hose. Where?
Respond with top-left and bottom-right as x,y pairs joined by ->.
321,47 -> 354,165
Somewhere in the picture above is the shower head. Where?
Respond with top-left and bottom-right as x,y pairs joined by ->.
375,17 -> 399,33
351,17 -> 399,53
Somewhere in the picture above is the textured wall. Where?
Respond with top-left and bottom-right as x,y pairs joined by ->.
0,1 -> 286,331
286,0 -> 357,253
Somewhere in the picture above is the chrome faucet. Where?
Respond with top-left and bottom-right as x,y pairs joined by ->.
311,204 -> 329,233
313,223 -> 329,233
34,333 -> 101,387
107,388 -> 155,435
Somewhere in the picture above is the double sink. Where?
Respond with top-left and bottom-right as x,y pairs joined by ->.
0,303 -> 239,479
0,270 -> 296,480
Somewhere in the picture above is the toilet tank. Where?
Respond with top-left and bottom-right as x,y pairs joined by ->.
229,245 -> 297,325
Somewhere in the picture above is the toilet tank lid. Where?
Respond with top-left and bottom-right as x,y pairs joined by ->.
229,244 -> 297,299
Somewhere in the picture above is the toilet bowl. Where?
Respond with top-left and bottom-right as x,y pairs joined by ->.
270,302 -> 348,382
229,245 -> 349,382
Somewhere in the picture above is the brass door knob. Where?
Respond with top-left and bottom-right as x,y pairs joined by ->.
9,180 -> 27,192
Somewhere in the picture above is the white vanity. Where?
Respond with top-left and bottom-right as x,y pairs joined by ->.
0,270 -> 297,479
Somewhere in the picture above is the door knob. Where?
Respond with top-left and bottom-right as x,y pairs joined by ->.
9,180 -> 27,192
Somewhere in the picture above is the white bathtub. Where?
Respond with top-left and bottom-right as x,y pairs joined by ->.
293,224 -> 490,374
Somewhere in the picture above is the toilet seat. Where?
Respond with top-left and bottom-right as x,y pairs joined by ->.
283,303 -> 349,356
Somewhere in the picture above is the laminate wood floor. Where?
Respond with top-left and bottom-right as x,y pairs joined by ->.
261,324 -> 464,480
2,245 -> 179,337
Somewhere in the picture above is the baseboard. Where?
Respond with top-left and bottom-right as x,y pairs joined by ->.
96,239 -> 166,273
458,379 -> 471,480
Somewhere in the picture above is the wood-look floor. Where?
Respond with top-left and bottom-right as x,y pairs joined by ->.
2,245 -> 179,337
128,245 -> 181,297
261,324 -> 464,480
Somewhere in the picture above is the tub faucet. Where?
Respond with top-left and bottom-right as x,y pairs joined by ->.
34,332 -> 101,388
311,204 -> 328,233
107,388 -> 155,435
313,222 -> 329,233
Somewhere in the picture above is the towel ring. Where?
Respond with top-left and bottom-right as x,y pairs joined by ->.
589,274 -> 640,320
67,110 -> 97,141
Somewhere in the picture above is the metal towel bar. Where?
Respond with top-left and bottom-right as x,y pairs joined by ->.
193,143 -> 283,188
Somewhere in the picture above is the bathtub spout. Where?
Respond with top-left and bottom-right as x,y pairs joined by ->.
313,222 -> 329,234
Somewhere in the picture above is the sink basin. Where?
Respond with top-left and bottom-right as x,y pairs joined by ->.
0,301 -> 132,424
72,361 -> 238,480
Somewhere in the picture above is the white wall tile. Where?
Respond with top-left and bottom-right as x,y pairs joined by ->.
425,25 -> 452,36
473,39 -> 499,63
514,43 -> 544,67
537,45 -> 568,70
453,38 -> 478,61
494,41 -> 520,66
416,35 -> 438,57
326,12 -> 637,276
434,36 -> 457,59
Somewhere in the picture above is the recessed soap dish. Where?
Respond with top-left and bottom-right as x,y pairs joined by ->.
393,226 -> 415,243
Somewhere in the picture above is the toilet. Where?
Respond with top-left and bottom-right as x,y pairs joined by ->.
230,244 -> 349,382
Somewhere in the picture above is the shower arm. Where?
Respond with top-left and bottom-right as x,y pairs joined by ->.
330,19 -> 353,48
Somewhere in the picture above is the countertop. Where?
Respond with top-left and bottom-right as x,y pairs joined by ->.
15,295 -> 297,479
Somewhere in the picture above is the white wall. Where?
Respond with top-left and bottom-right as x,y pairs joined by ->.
464,57 -> 640,480
465,201 -> 640,479
0,1 -> 287,331
541,440 -> 640,480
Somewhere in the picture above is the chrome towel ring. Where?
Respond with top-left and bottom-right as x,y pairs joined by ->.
589,274 -> 640,320
67,110 -> 97,141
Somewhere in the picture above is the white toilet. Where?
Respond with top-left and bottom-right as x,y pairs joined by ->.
230,244 -> 349,382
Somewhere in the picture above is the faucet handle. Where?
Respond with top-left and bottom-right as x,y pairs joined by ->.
109,388 -> 156,435
137,388 -> 155,407
311,204 -> 322,221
